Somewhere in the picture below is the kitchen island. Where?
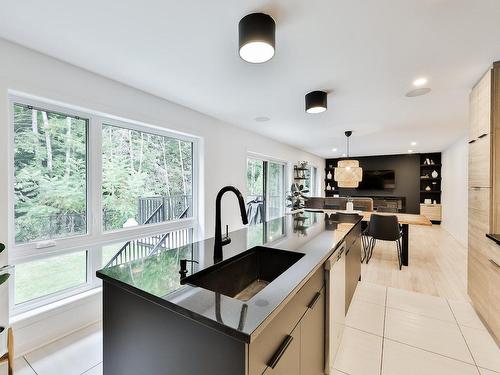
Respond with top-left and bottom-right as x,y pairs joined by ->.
97,211 -> 362,375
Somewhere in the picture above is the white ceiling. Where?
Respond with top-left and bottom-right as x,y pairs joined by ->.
1,0 -> 499,157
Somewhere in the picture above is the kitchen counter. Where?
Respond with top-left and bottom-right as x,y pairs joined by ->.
97,211 -> 361,343
486,233 -> 500,245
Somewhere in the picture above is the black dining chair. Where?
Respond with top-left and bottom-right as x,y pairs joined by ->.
364,214 -> 403,269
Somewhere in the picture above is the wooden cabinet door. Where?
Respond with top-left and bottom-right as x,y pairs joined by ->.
263,325 -> 300,375
476,69 -> 492,138
300,289 -> 325,375
469,135 -> 492,188
486,241 -> 500,340
345,235 -> 361,314
468,246 -> 490,322
468,188 -> 491,237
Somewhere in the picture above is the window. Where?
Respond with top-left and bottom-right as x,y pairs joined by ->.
13,103 -> 88,244
9,96 -> 199,313
102,123 -> 193,231
304,166 -> 318,196
246,157 -> 285,224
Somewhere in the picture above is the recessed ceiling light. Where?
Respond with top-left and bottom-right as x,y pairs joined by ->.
413,77 -> 428,87
332,148 -> 337,152
239,13 -> 276,63
408,149 -> 414,153
342,153 -> 346,157
255,116 -> 270,122
305,91 -> 328,114
411,141 -> 417,146
406,88 -> 431,97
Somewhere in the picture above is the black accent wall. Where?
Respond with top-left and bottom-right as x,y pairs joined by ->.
326,154 -> 421,214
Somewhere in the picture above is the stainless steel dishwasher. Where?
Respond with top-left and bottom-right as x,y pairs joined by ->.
324,241 -> 346,373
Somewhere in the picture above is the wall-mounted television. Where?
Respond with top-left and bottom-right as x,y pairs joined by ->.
357,170 -> 395,190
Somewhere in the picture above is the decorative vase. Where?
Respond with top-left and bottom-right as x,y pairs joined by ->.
327,171 -> 332,179
425,186 -> 431,191
431,170 -> 438,178
326,183 -> 332,191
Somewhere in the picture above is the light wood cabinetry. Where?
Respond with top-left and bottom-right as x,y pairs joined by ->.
248,269 -> 324,375
468,63 -> 500,342
300,290 -> 325,375
420,204 -> 442,221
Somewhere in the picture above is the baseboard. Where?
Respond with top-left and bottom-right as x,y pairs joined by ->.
10,288 -> 102,356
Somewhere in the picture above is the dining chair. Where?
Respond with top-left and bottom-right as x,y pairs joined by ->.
376,206 -> 398,213
364,214 -> 402,269
352,197 -> 374,212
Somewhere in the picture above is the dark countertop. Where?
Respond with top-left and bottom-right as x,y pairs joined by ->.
486,234 -> 500,245
97,211 -> 361,343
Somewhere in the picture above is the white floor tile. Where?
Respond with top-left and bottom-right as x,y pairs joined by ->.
449,300 -> 487,330
387,287 -> 455,322
384,307 -> 473,363
25,322 -> 102,375
0,357 -> 36,375
478,368 -> 500,375
382,339 -> 479,375
82,362 -> 103,375
461,326 -> 500,372
345,299 -> 385,336
354,282 -> 387,306
333,327 -> 383,375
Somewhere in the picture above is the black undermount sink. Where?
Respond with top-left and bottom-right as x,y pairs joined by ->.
181,246 -> 305,301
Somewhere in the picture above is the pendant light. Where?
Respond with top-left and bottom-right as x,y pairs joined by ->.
239,13 -> 276,63
305,91 -> 327,113
334,131 -> 363,188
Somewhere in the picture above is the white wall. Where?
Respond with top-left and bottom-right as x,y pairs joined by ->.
0,38 -> 324,353
441,135 -> 468,247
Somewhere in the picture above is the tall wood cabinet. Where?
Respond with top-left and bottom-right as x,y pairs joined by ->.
468,62 -> 500,341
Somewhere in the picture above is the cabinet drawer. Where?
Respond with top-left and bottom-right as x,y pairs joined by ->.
262,325 -> 300,375
469,134 -> 491,188
420,204 -> 441,221
248,268 -> 324,375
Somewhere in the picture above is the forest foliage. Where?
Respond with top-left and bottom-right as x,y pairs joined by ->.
13,104 -> 193,244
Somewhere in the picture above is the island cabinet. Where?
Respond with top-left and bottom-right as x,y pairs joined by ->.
344,222 -> 361,313
248,268 -> 325,375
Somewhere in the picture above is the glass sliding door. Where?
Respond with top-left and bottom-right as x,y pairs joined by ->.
246,158 -> 265,224
246,158 -> 285,224
267,162 -> 285,219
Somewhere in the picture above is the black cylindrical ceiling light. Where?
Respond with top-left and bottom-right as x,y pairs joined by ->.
305,91 -> 328,114
239,13 -> 276,63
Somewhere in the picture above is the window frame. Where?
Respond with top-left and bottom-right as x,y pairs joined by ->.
246,153 -> 288,222
8,93 -> 200,314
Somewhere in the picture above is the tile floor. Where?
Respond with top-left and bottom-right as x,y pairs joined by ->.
1,282 -> 499,375
334,282 -> 500,375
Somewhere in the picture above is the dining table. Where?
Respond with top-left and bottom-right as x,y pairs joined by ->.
316,209 -> 433,266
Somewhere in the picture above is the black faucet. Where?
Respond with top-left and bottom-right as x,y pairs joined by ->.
214,186 -> 248,263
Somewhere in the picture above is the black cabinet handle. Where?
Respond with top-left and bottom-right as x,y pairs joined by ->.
308,292 -> 321,309
267,335 -> 294,369
468,139 -> 476,144
478,133 -> 488,139
489,259 -> 500,268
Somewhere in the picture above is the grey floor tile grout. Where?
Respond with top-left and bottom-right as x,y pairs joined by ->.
445,298 -> 482,374
80,361 -> 102,375
23,355 -> 39,375
383,336 -> 479,367
379,287 -> 388,375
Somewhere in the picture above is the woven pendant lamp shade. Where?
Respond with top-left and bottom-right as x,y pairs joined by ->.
334,131 -> 363,188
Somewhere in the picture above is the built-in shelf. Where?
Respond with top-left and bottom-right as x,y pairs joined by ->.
420,163 -> 442,167
420,177 -> 441,181
420,190 -> 442,193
